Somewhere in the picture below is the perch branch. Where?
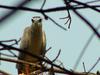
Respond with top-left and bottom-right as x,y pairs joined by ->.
0,57 -> 70,74
0,42 -> 77,75
0,57 -> 41,68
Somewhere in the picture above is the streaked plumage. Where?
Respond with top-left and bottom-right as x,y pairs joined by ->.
17,16 -> 46,75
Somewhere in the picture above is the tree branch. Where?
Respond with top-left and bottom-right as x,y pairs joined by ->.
0,5 -> 100,13
73,10 -> 100,38
0,42 -> 77,75
0,1 -> 31,23
72,0 -> 100,12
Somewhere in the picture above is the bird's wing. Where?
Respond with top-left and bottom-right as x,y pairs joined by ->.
20,27 -> 30,50
18,27 -> 30,59
16,27 -> 30,71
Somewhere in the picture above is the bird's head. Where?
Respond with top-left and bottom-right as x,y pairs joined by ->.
31,16 -> 42,30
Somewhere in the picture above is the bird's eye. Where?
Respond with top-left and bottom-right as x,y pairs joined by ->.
38,18 -> 42,22
31,19 -> 35,23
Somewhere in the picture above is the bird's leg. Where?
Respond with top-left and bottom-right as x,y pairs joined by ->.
25,64 -> 30,75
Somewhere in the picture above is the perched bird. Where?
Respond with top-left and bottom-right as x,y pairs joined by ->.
17,16 -> 46,75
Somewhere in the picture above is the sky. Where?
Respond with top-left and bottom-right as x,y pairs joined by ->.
0,0 -> 100,75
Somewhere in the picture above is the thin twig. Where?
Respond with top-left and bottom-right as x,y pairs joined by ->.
46,47 -> 52,52
66,11 -> 71,29
73,24 -> 100,70
47,16 -> 67,30
0,52 -> 18,58
67,0 -> 100,70
72,0 -> 100,12
0,38 -> 21,46
41,0 -> 46,9
72,9 -> 100,38
52,49 -> 61,62
0,39 -> 17,43
10,38 -> 21,46
41,12 -> 67,30
83,62 -> 86,72
0,42 -> 77,75
0,38 -> 20,57
85,0 -> 100,4
40,0 -> 48,20
0,57 -> 41,68
71,0 -> 100,11
7,50 -> 17,57
0,52 -> 15,57
63,0 -> 72,29
0,1 -> 31,23
87,57 -> 100,74
0,57 -> 73,75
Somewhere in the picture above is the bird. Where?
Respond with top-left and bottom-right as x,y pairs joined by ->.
16,16 -> 46,75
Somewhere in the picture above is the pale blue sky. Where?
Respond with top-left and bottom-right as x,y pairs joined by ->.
0,0 -> 100,75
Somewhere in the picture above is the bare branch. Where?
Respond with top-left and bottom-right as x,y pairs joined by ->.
87,57 -> 100,73
0,39 -> 18,43
0,3 -> 100,31
72,0 -> 100,12
0,5 -> 100,13
52,49 -> 61,62
85,0 -> 100,4
0,1 -> 32,24
0,0 -> 100,74
0,57 -> 41,68
72,9 -> 100,38
0,57 -> 71,75
82,62 -> 86,72
73,24 -> 100,70
0,38 -> 20,57
0,42 -> 76,75
61,0 -> 72,29
0,52 -> 18,58
47,15 -> 67,30
46,47 -> 52,52
41,0 -> 46,9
